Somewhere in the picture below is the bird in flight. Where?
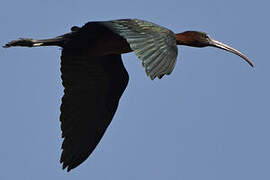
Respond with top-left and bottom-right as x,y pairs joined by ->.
4,19 -> 253,171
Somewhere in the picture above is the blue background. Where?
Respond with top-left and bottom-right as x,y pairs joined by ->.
1,0 -> 269,179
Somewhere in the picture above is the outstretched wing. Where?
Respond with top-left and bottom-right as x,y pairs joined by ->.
60,51 -> 129,171
102,19 -> 178,80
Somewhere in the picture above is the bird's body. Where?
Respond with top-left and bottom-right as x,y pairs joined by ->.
4,18 -> 253,171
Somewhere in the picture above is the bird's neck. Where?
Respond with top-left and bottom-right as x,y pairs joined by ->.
175,31 -> 205,47
175,32 -> 192,46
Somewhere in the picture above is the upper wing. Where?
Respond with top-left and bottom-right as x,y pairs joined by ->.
102,19 -> 178,80
60,51 -> 129,171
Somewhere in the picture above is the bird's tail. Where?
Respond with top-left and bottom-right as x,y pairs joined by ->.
3,37 -> 65,48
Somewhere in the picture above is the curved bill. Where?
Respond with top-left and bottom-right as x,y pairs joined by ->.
209,38 -> 254,67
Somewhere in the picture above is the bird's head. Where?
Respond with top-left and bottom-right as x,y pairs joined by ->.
175,31 -> 253,67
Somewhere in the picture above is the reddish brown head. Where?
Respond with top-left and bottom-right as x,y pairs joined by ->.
175,31 -> 254,67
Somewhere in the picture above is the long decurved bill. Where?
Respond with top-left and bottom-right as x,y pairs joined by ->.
209,38 -> 254,67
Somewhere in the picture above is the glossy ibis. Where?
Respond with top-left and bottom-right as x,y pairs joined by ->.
4,19 -> 253,171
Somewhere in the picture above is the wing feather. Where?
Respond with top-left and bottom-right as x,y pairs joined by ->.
148,52 -> 167,79
60,51 -> 129,171
102,19 -> 178,80
143,48 -> 163,67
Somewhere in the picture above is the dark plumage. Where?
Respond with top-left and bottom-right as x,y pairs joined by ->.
60,53 -> 128,171
4,18 -> 253,171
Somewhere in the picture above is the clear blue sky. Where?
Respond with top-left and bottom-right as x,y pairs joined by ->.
1,0 -> 269,179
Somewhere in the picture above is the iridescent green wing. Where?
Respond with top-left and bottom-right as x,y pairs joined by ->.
103,19 -> 178,80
